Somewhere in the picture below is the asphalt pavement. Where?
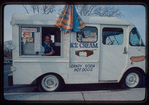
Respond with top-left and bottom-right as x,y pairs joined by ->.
4,88 -> 145,101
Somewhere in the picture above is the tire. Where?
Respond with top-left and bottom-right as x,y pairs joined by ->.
120,70 -> 143,89
38,74 -> 64,92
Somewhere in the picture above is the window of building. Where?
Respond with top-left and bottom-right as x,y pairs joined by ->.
77,27 -> 98,43
102,27 -> 123,45
129,28 -> 145,46
20,26 -> 61,56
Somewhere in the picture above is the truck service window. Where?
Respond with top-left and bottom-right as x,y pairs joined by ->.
102,28 -> 123,45
77,27 -> 98,43
20,27 -> 61,56
129,28 -> 145,46
42,27 -> 61,56
20,27 -> 40,55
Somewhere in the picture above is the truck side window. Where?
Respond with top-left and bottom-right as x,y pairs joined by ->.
129,28 -> 145,46
102,28 -> 123,45
20,27 -> 40,55
77,27 -> 98,43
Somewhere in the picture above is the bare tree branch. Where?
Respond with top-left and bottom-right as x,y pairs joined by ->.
23,5 -> 29,14
86,5 -> 97,16
75,5 -> 123,18
23,5 -> 56,14
22,5 -> 124,18
31,5 -> 36,14
36,5 -> 40,14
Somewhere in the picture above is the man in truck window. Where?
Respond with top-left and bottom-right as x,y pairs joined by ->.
41,35 -> 55,56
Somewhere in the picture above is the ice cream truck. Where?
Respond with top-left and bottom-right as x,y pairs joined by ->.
9,13 -> 146,92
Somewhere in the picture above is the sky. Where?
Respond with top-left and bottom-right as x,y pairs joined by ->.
4,4 -> 146,44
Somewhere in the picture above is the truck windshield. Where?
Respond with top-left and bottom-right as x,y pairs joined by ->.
129,28 -> 145,46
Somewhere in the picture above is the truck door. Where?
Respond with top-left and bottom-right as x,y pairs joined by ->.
100,25 -> 128,81
68,26 -> 100,83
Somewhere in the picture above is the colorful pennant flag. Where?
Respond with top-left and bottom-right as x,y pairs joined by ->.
55,5 -> 86,32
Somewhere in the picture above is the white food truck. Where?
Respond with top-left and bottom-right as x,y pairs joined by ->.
9,13 -> 146,92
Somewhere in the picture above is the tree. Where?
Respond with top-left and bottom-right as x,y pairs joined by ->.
23,5 -> 56,14
23,5 -> 123,18
4,40 -> 12,58
75,5 -> 123,18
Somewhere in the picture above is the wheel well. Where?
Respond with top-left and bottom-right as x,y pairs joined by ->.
126,67 -> 145,76
119,67 -> 145,82
32,72 -> 65,85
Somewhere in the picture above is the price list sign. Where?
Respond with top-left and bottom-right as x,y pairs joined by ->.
34,32 -> 41,52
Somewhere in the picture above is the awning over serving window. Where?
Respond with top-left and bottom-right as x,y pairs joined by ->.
54,5 -> 86,32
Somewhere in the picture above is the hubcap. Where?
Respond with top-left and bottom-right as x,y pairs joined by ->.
125,72 -> 139,88
41,75 -> 59,91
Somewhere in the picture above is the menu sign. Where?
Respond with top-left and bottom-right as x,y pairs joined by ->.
21,28 -> 37,32
34,32 -> 41,52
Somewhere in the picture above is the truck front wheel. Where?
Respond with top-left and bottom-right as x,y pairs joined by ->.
38,74 -> 64,92
120,70 -> 143,88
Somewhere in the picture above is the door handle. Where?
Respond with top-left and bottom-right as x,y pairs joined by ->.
123,47 -> 127,54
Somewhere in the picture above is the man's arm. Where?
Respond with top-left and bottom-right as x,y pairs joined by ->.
42,45 -> 55,56
42,51 -> 54,56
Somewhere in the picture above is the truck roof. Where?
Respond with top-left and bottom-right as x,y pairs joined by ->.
10,13 -> 134,26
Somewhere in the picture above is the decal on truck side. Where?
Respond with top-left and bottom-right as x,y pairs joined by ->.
70,43 -> 98,48
70,64 -> 95,72
75,49 -> 97,57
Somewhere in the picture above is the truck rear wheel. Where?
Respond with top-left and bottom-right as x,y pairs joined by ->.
120,70 -> 143,88
38,74 -> 64,92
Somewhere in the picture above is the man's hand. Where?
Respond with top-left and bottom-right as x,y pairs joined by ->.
42,51 -> 54,56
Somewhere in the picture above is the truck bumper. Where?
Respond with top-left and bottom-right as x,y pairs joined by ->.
8,73 -> 13,86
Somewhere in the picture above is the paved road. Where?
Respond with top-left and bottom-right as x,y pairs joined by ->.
4,63 -> 146,101
4,88 -> 145,101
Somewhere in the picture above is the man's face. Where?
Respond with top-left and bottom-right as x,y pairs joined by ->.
45,36 -> 51,45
